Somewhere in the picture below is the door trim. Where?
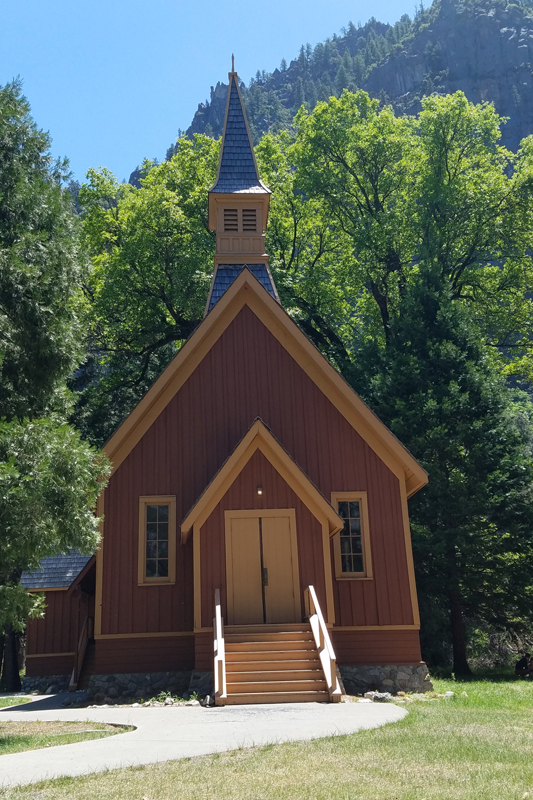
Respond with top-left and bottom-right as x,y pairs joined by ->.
225,509 -> 301,625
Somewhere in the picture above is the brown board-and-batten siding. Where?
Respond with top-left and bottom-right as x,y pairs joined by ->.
26,590 -> 87,677
99,303 -> 419,669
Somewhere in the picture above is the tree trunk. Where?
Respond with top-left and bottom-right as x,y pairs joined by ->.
0,626 -> 22,692
449,583 -> 472,677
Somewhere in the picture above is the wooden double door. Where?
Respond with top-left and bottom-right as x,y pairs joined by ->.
225,510 -> 301,625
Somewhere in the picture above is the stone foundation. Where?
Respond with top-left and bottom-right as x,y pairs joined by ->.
23,665 -> 431,699
339,664 -> 433,695
86,670 -> 214,700
22,675 -> 70,694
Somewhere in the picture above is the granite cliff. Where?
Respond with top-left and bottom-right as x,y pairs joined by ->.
365,0 -> 533,150
184,0 -> 533,152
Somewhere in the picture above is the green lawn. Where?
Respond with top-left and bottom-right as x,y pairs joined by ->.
0,720 -> 130,757
2,677 -> 533,799
0,697 -> 30,709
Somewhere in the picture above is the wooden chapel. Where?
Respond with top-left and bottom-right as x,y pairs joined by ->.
22,67 -> 431,703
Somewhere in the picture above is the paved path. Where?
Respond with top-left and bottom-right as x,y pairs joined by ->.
0,695 -> 406,789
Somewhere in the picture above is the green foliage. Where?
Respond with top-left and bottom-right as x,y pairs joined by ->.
256,131 -> 364,378
358,271 -> 533,670
75,136 -> 219,445
295,90 -> 533,370
295,89 -> 533,671
0,81 -> 89,420
0,80 -> 110,641
0,418 -> 109,629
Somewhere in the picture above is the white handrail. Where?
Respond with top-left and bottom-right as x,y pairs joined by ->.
305,585 -> 341,701
213,588 -> 226,704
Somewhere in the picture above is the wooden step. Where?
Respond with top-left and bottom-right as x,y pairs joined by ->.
225,631 -> 314,643
227,659 -> 321,673
226,648 -> 318,662
227,679 -> 327,694
226,639 -> 316,653
227,670 -> 326,683
223,690 -> 330,705
225,624 -> 311,634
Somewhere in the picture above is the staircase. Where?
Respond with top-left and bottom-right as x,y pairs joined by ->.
213,585 -> 342,706
224,624 -> 329,705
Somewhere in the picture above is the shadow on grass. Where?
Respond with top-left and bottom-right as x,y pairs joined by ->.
430,666 -> 521,683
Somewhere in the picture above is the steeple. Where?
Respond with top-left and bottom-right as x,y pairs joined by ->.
205,64 -> 278,315
209,67 -> 270,200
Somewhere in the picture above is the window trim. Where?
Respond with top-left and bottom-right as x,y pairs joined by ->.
138,495 -> 177,586
331,492 -> 373,580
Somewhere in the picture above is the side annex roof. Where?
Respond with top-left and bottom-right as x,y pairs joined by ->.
21,551 -> 93,591
104,269 -> 428,497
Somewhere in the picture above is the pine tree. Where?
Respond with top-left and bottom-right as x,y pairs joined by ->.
0,80 -> 109,689
358,269 -> 533,674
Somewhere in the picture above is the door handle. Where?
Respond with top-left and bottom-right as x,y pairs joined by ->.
262,568 -> 269,586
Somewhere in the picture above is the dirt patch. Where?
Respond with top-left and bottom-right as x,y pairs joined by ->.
0,720 -> 119,737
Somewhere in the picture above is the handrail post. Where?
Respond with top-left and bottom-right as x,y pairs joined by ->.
213,588 -> 226,705
305,585 -> 342,702
69,614 -> 91,692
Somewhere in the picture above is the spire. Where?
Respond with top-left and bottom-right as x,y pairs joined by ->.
210,71 -> 269,195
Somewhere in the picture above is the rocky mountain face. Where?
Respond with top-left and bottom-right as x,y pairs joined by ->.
365,0 -> 533,151
184,0 -> 533,152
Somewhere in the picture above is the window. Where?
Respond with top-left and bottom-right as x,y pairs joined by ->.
138,496 -> 176,585
331,492 -> 373,579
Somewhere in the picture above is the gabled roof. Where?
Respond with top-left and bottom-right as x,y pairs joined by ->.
21,551 -> 93,591
206,263 -> 278,314
209,72 -> 270,195
104,268 -> 428,498
180,418 -> 343,542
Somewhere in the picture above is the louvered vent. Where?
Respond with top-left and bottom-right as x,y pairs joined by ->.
224,209 -> 239,232
242,208 -> 257,232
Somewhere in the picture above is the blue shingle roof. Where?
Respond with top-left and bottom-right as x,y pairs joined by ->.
20,551 -> 93,590
211,75 -> 269,195
208,265 -> 277,312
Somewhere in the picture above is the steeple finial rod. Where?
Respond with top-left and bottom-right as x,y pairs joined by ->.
231,53 -> 235,72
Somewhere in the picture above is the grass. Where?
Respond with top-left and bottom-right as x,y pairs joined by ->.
0,697 -> 31,709
1,676 -> 533,799
0,720 -> 130,756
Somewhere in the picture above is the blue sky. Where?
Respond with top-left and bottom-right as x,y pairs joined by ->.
1,0 -> 411,183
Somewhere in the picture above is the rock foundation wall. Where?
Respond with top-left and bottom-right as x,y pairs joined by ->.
86,670 -> 214,700
22,675 -> 70,693
339,663 -> 433,695
23,664 -> 431,698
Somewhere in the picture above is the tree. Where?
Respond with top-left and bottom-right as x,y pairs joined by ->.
0,81 -> 109,689
357,269 -> 533,674
295,89 -> 533,671
75,136 -> 219,445
295,89 -> 533,370
256,131 -> 363,380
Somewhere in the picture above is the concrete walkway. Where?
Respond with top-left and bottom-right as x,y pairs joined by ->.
0,695 -> 406,789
